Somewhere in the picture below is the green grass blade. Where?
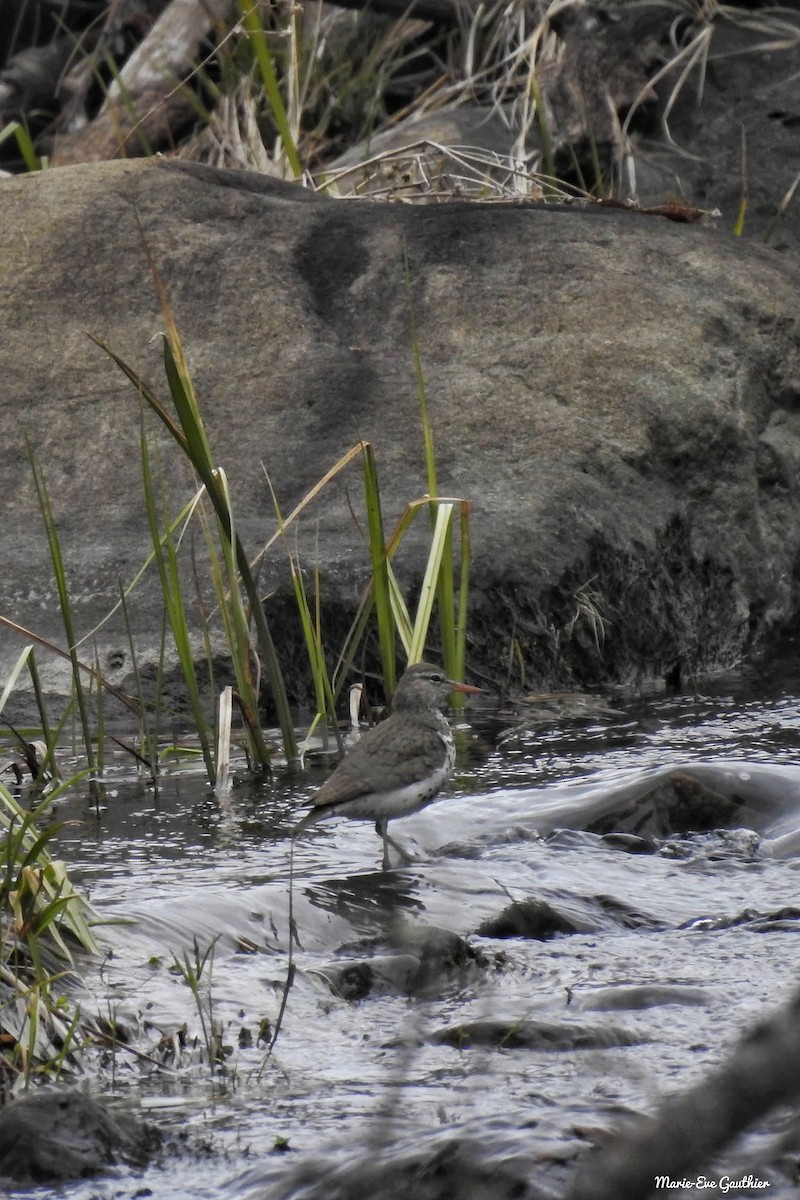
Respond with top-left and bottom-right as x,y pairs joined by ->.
117,582 -> 157,778
313,562 -> 344,754
161,335 -> 215,475
330,591 -> 374,701
251,444 -> 366,576
0,120 -> 41,171
530,74 -> 556,188
140,418 -> 215,783
96,267 -> 297,762
18,824 -> 66,874
454,501 -> 472,686
26,441 -> 95,771
332,496 -> 438,696
289,557 -> 342,754
0,777 -> 98,955
403,252 -> 460,676
88,336 -> 188,452
408,502 -> 453,663
42,860 -> 99,954
50,1006 -> 83,1079
148,269 -> 295,762
72,486 -> 205,651
734,120 -> 747,237
361,442 -> 396,697
0,646 -> 33,716
92,641 -> 105,773
263,468 -> 338,750
238,539 -> 297,763
435,517 -> 459,680
213,471 -> 273,767
26,650 -> 61,780
290,563 -> 327,726
386,565 -> 413,657
238,0 -> 303,179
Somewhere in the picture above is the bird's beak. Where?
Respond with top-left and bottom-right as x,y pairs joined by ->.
447,679 -> 484,695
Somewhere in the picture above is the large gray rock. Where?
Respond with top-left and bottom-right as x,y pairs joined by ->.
2,158 -> 800,712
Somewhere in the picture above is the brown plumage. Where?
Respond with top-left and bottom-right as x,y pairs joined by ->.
295,662 -> 483,870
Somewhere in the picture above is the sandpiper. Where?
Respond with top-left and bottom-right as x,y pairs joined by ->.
295,661 -> 483,870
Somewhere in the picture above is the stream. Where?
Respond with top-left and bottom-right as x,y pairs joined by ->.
9,658 -> 800,1199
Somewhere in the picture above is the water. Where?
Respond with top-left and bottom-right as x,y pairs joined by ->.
8,672 -> 800,1199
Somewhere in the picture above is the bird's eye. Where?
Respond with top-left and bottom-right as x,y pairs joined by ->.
430,673 -> 444,683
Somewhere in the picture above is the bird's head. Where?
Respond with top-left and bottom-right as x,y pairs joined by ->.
393,661 -> 484,710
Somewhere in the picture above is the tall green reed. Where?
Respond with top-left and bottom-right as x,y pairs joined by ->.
264,471 -> 342,755
405,250 -> 471,699
14,232 -> 471,776
198,479 -> 274,772
238,0 -> 303,179
262,439 -> 472,741
140,417 -> 216,782
26,441 -> 96,771
171,935 -> 225,1075
92,242 -> 298,768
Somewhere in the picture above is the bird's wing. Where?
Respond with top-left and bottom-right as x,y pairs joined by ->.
308,718 -> 448,811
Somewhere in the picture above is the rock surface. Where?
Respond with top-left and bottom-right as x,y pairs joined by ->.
2,157 -> 800,711
0,1089 -> 158,1184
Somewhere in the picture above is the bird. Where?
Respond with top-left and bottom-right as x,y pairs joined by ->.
294,661 -> 483,870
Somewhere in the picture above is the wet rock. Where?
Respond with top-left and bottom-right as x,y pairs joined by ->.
0,1088 -> 159,1185
660,827 -> 762,863
318,924 -> 489,998
391,922 -> 485,977
591,895 -> 666,932
585,771 -> 744,839
599,832 -> 658,854
522,762 -> 800,843
568,984 -> 712,1012
312,954 -> 424,1001
431,1017 -> 645,1051
682,906 -> 800,934
477,894 -> 664,940
477,897 -> 587,940
268,1130 -> 556,1200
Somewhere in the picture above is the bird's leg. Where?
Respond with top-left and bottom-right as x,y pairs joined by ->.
376,819 -> 391,871
386,831 -> 414,861
375,819 -> 414,869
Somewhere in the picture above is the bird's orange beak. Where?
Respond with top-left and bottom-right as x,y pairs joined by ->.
447,679 -> 484,695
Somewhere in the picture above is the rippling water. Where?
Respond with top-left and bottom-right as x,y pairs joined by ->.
10,665 -> 800,1200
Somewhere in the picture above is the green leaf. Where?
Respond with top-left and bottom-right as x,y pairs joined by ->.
237,0 -> 303,179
